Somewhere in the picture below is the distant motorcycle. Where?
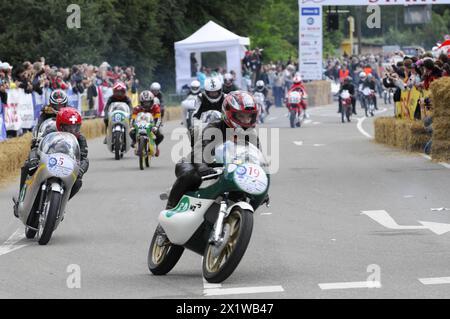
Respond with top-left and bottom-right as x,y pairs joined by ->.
362,87 -> 376,117
190,110 -> 223,148
181,96 -> 199,131
134,112 -> 157,170
286,91 -> 304,128
106,102 -> 132,160
14,132 -> 81,245
253,92 -> 266,124
148,141 -> 270,283
340,90 -> 353,123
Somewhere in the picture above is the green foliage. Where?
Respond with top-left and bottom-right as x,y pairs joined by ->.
0,1 -> 449,90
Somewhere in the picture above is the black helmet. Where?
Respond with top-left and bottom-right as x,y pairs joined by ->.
49,90 -> 68,111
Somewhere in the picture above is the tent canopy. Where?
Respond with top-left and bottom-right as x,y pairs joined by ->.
175,21 -> 250,93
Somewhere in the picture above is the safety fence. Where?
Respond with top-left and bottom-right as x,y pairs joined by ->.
0,87 -> 139,141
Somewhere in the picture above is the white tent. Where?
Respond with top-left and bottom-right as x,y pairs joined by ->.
175,21 -> 250,93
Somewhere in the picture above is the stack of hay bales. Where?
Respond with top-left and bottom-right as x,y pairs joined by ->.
0,134 -> 32,183
374,117 -> 429,152
80,118 -> 105,140
304,81 -> 332,107
0,119 -> 105,184
431,77 -> 450,162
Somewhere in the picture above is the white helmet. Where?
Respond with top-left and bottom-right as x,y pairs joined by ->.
359,72 -> 367,80
204,78 -> 223,103
256,80 -> 265,91
224,73 -> 234,86
190,80 -> 201,94
150,82 -> 161,94
293,75 -> 303,84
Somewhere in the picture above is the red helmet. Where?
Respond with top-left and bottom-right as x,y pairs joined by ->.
56,107 -> 82,137
113,81 -> 127,98
222,91 -> 258,129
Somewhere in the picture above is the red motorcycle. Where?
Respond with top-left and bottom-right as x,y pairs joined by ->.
286,91 -> 304,128
340,90 -> 353,123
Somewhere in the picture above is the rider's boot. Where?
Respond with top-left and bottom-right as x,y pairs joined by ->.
155,146 -> 160,157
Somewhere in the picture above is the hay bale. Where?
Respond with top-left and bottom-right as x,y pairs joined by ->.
431,77 -> 450,117
433,117 -> 450,141
165,107 -> 182,121
0,134 -> 32,183
374,118 -> 386,143
81,119 -> 105,139
432,140 -> 450,162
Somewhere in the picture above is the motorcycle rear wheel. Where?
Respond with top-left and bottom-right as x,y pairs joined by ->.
113,131 -> 122,161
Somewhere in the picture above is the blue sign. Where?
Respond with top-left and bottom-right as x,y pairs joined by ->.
0,101 -> 6,141
302,7 -> 320,16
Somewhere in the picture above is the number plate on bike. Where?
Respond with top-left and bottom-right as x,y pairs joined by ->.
47,154 -> 74,178
234,164 -> 268,195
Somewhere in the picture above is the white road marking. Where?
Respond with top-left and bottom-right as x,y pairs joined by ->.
293,141 -> 304,146
419,277 -> 450,285
440,162 -> 450,169
319,281 -> 381,290
261,213 -> 273,216
362,210 -> 450,235
403,195 -> 415,199
0,229 -> 29,257
431,208 -> 450,212
362,210 -> 427,231
267,117 -> 278,121
356,108 -> 388,139
420,154 -> 450,170
357,117 -> 373,139
418,221 -> 450,236
313,122 -> 321,125
304,119 -> 313,125
313,144 -> 326,147
204,286 -> 284,297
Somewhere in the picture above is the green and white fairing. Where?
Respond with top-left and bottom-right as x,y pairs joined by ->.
159,142 -> 270,246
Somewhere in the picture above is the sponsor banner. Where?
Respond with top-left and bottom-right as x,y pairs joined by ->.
299,5 -> 323,81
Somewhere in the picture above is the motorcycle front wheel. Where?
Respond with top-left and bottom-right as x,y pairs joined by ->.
203,208 -> 254,283
289,110 -> 297,128
138,138 -> 147,171
113,131 -> 122,161
37,190 -> 61,246
148,225 -> 184,275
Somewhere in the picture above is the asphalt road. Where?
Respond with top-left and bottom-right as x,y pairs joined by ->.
1,100 -> 450,299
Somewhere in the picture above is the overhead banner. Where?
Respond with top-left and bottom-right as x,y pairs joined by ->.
298,0 -> 450,80
299,0 -> 450,6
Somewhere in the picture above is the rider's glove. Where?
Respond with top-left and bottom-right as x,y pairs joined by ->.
28,157 -> 40,172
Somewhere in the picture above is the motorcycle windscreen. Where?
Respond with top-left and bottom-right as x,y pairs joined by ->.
109,102 -> 130,115
37,119 -> 57,139
39,132 -> 81,161
214,141 -> 268,169
136,112 -> 154,123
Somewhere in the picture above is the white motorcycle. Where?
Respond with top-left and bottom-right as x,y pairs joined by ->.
14,132 -> 81,245
106,102 -> 132,160
254,92 -> 266,124
181,95 -> 200,131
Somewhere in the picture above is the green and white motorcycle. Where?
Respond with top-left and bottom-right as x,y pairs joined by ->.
106,102 -> 131,160
148,141 -> 270,283
133,112 -> 157,170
